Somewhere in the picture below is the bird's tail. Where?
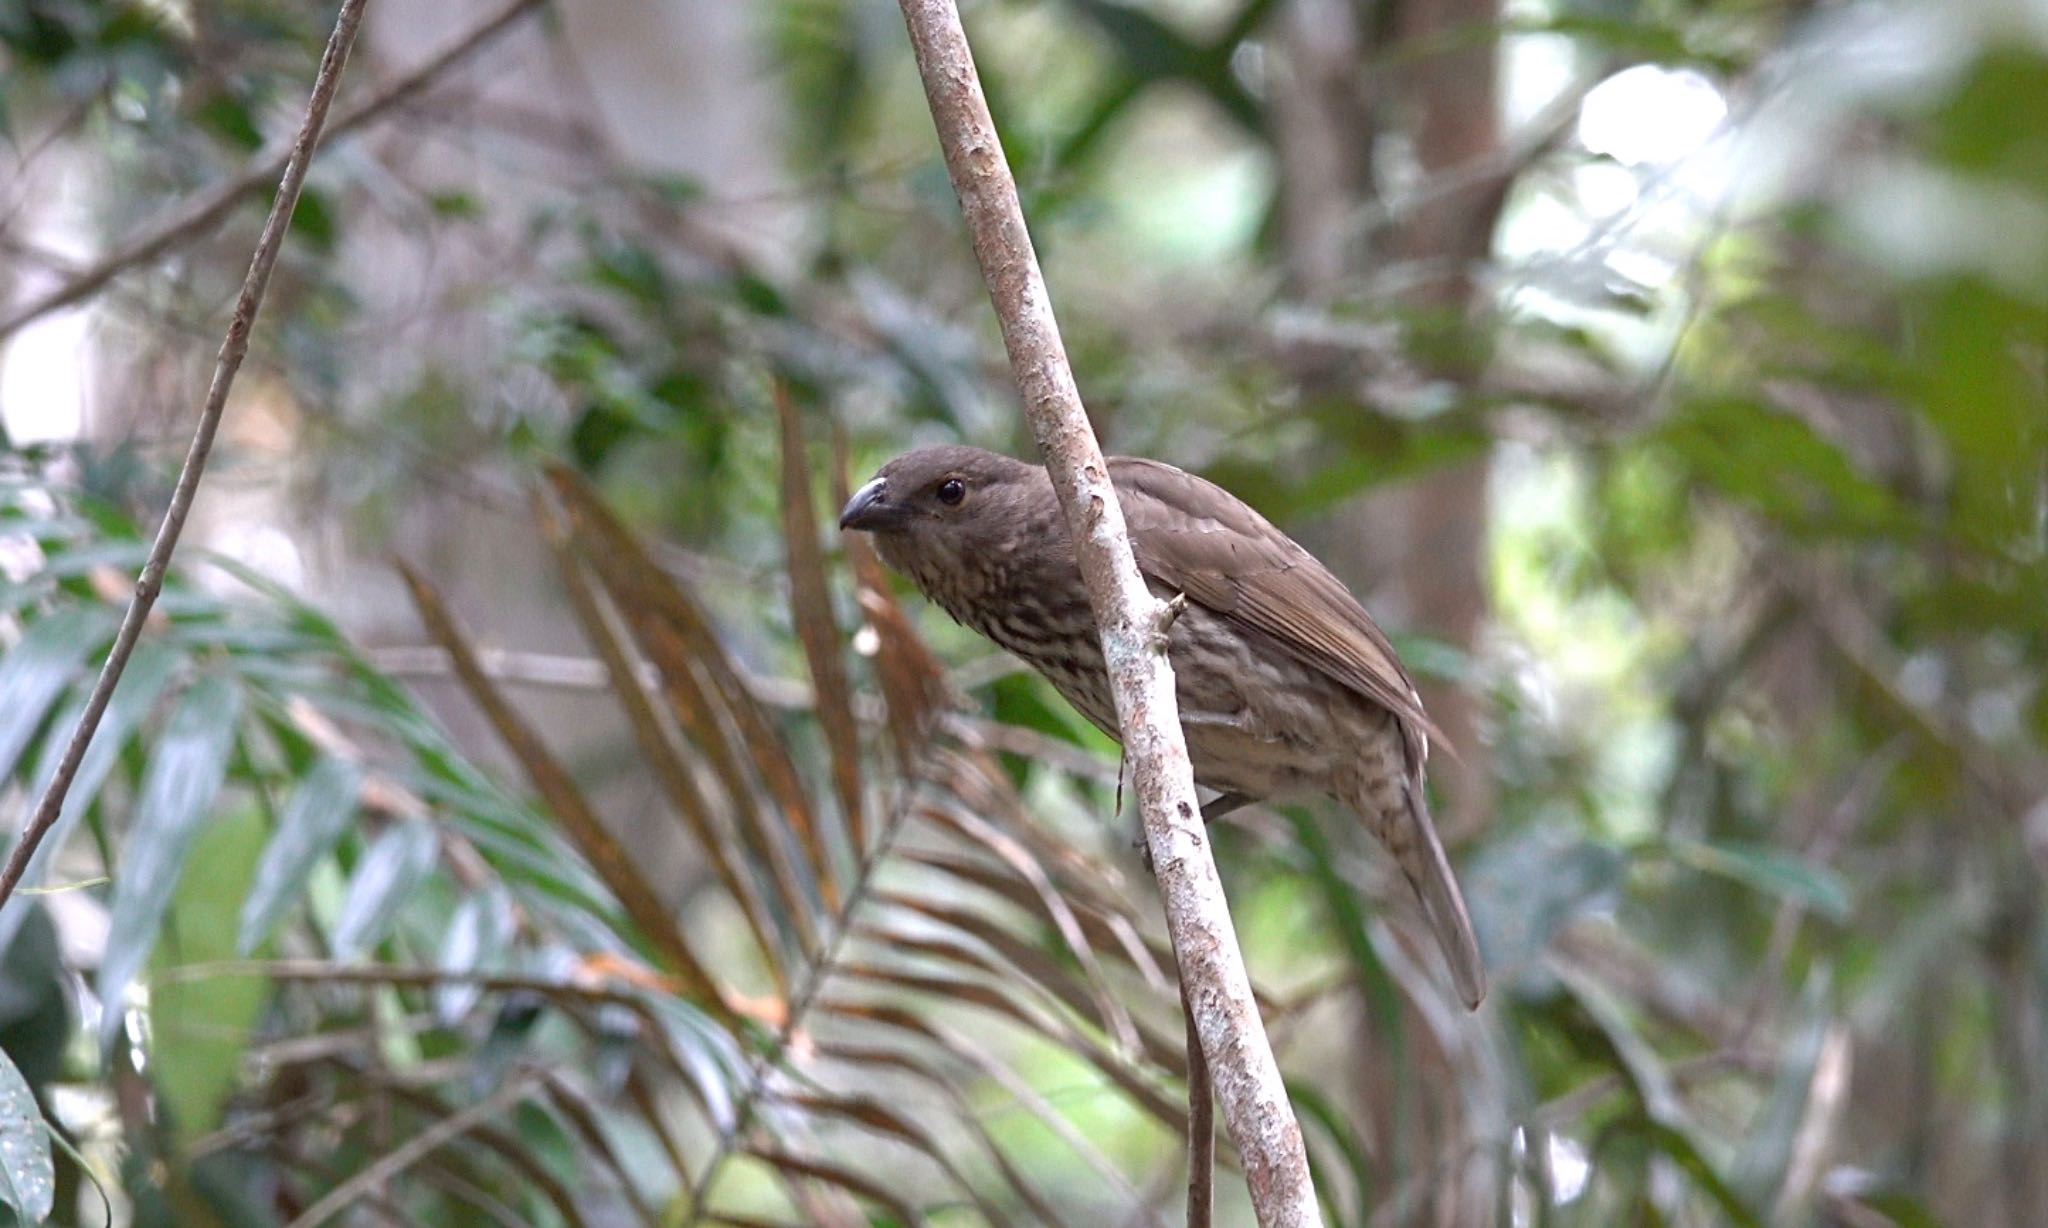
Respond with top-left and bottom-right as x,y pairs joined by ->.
1354,775 -> 1486,1010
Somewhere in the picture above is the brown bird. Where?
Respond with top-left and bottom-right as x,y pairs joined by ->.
840,444 -> 1485,1008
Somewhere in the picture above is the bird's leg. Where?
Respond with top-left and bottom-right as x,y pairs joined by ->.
1133,592 -> 1210,872
1151,590 -> 1187,653
1201,792 -> 1251,822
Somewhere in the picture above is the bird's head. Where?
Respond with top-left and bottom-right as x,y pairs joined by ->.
838,444 -> 1056,601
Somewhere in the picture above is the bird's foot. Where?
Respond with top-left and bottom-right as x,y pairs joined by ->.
1150,591 -> 1187,653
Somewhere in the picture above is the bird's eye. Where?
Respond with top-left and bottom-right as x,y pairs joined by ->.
936,478 -> 966,506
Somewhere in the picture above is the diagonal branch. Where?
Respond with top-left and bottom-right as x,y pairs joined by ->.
0,0 -> 546,343
0,0 -> 374,916
282,1070 -> 536,1228
890,3 -> 1321,1224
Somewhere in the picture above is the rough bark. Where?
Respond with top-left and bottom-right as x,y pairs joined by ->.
1382,0 -> 1503,839
1379,7 -> 1506,1224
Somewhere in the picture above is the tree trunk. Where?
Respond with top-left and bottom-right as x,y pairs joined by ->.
1267,0 -> 1506,1220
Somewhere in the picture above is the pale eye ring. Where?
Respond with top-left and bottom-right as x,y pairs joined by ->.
936,478 -> 966,506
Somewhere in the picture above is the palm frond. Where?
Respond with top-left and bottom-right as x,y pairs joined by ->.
365,431 -> 1201,1222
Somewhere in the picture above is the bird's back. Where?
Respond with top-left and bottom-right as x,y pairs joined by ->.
1108,457 -> 1485,1006
855,445 -> 1485,1005
1108,457 -> 1436,768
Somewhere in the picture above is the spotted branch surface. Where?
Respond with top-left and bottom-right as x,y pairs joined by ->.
890,2 -> 1322,1223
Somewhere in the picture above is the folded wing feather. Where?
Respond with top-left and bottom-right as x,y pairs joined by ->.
1109,456 -> 1441,772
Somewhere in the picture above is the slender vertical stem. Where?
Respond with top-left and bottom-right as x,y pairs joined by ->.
889,3 -> 1322,1223
0,0 -> 374,914
1185,981 -> 1215,1228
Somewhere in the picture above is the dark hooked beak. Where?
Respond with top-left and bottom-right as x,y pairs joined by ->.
837,477 -> 904,532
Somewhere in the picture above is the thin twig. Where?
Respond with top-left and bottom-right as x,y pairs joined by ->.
1183,980 -> 1214,1228
0,0 -> 546,343
282,1071 -> 534,1228
0,0 -> 374,915
157,959 -> 660,1008
890,3 -> 1321,1224
1734,741 -> 1901,1046
1362,1048 -> 1773,1228
184,1090 -> 338,1161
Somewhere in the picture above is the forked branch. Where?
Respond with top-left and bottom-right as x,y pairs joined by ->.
889,2 -> 1322,1223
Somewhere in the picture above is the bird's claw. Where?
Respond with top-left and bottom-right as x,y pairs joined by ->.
1152,592 -> 1187,653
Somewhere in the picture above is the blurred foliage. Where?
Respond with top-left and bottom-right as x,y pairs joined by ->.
2,0 -> 2046,1225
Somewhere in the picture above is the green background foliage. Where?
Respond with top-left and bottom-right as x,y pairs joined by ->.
0,0 -> 2043,1224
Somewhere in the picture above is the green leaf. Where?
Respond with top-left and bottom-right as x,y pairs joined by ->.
1285,808 -> 1409,1170
1929,47 -> 2048,182
150,807 -> 270,1141
1288,1078 -> 1374,1226
1287,809 -> 1404,1025
732,271 -> 788,317
427,190 -> 483,219
193,91 -> 263,151
0,609 -> 113,787
434,885 -> 515,1024
586,239 -> 670,309
1732,979 -> 1834,1205
1553,963 -> 1683,1122
1204,419 -> 1492,521
1513,13 -> 1702,67
1465,825 -> 1627,988
1063,0 -> 1263,130
0,640 -> 178,957
98,672 -> 243,1040
0,1043 -> 54,1223
97,5 -> 171,48
569,404 -> 638,470
1594,1115 -> 1763,1228
1657,838 -> 1852,921
1658,396 -> 1914,539
986,669 -> 1101,750
330,821 -> 439,959
39,1125 -> 106,1228
290,188 -> 337,253
1850,1188 -> 1947,1228
1917,281 -> 2047,551
237,756 -> 362,955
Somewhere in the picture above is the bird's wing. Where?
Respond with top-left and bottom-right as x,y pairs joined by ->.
1110,456 -> 1441,761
